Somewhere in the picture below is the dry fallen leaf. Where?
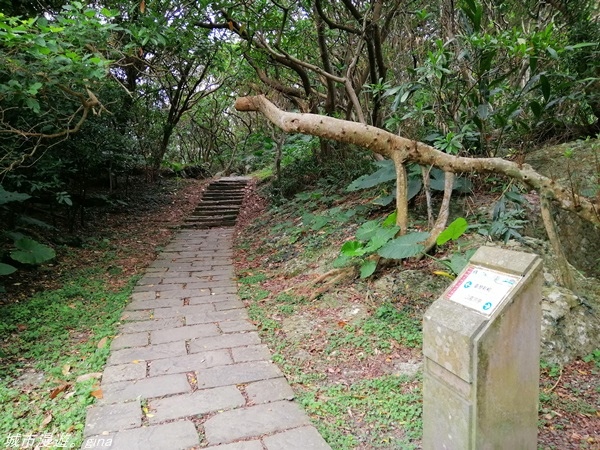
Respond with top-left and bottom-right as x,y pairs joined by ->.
41,413 -> 53,428
76,372 -> 103,383
97,337 -> 108,349
62,364 -> 71,376
90,389 -> 103,399
49,384 -> 70,399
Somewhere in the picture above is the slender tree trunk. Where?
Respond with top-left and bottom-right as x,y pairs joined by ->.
540,195 -> 575,289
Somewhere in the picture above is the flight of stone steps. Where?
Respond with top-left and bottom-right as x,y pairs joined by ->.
183,177 -> 250,229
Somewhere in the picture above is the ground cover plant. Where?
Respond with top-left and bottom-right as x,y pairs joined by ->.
233,178 -> 599,449
0,178 -> 204,449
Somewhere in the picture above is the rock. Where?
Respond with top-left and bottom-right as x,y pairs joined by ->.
393,361 -> 422,378
540,283 -> 600,364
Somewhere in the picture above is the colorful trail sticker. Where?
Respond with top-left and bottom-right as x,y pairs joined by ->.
445,265 -> 522,317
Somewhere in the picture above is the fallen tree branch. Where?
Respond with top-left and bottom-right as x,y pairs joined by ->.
234,95 -> 600,228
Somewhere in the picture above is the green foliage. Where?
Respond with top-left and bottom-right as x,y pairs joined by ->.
346,160 -> 396,191
0,263 -> 17,275
298,375 -> 422,449
0,267 -> 137,445
9,238 -> 55,265
269,145 -> 375,200
436,217 -> 468,246
384,5 -> 600,154
336,212 -> 402,278
347,161 -> 472,208
378,232 -> 430,260
326,303 -> 423,354
583,349 -> 600,369
478,187 -> 529,243
0,186 -> 31,205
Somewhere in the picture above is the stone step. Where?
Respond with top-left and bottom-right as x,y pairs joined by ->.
191,211 -> 240,217
183,177 -> 250,229
201,195 -> 245,201
199,201 -> 243,207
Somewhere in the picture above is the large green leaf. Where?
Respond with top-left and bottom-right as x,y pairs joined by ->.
356,220 -> 380,241
359,260 -> 377,279
0,186 -> 31,205
347,160 -> 395,191
436,217 -> 468,245
0,263 -> 17,275
10,238 -> 56,265
363,227 -> 400,253
378,232 -> 430,260
341,240 -> 366,257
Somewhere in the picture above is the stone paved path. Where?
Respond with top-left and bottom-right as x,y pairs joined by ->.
82,227 -> 332,449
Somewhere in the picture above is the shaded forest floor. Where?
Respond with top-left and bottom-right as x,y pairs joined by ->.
0,177 -> 206,447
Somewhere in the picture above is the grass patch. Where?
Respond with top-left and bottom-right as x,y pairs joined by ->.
0,269 -> 138,448
298,375 -> 422,449
326,303 -> 422,356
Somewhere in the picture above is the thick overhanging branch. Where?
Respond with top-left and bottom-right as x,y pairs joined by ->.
1,87 -> 106,140
234,95 -> 600,227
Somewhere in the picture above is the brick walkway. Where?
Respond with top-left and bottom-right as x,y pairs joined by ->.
82,228 -> 331,450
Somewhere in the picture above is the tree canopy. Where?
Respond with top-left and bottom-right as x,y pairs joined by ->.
1,0 -> 599,284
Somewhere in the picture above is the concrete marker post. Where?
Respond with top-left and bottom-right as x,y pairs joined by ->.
422,246 -> 543,449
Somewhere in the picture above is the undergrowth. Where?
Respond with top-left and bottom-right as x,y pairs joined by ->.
0,267 -> 138,448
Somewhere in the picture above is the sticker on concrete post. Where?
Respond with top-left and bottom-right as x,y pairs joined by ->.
445,265 -> 522,316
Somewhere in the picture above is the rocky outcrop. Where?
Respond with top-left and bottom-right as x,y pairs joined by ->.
540,277 -> 600,364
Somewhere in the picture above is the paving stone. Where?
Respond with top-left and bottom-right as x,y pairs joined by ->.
159,277 -> 197,284
137,276 -> 162,285
189,332 -> 261,353
214,299 -> 246,311
152,304 -> 215,319
102,362 -> 147,384
149,349 -> 232,376
130,291 -> 156,301
183,281 -> 213,290
84,420 -> 199,450
101,373 -> 191,403
203,401 -> 311,445
187,279 -> 234,290
197,360 -> 283,389
262,426 -> 332,450
188,294 -> 238,305
160,271 -> 192,278
245,378 -> 295,404
150,261 -> 194,269
211,286 -> 238,295
120,317 -> 182,334
120,310 -> 152,322
231,344 -> 271,363
148,386 -> 244,423
186,308 -> 249,325
151,323 -> 220,344
125,298 -> 183,310
204,442 -> 263,450
83,400 -> 142,437
159,288 -> 208,299
108,341 -> 186,365
134,283 -> 184,292
110,332 -> 148,351
219,320 -> 257,333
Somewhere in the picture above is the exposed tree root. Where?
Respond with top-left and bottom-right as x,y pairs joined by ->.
282,267 -> 356,300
